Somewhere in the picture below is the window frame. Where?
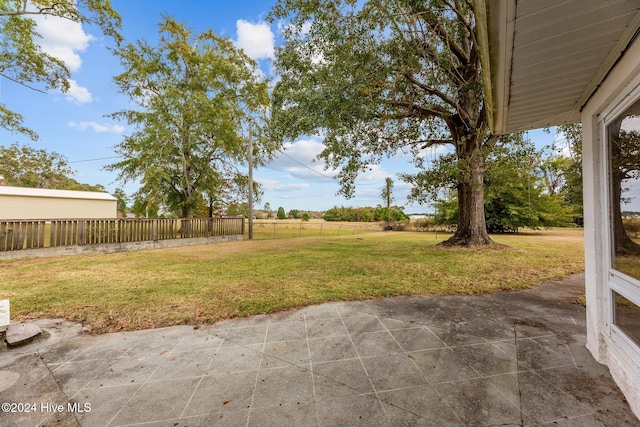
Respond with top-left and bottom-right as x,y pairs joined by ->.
602,82 -> 640,365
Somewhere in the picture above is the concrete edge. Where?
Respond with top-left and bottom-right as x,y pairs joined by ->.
0,234 -> 243,260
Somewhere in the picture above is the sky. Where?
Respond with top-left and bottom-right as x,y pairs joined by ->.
0,0 -> 556,214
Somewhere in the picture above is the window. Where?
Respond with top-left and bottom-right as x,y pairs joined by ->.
609,98 -> 640,280
613,291 -> 640,347
608,97 -> 640,351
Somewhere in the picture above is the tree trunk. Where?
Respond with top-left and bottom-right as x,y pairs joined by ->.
442,147 -> 493,247
180,205 -> 193,237
609,122 -> 640,256
612,173 -> 640,255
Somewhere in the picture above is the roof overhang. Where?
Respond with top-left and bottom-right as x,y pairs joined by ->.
0,186 -> 117,201
475,0 -> 640,135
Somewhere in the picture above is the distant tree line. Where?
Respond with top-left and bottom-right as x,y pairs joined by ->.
322,206 -> 409,222
0,143 -> 104,192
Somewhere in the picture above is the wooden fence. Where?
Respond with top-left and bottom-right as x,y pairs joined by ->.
0,217 -> 244,252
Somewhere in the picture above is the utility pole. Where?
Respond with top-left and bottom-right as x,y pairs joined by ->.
248,126 -> 254,240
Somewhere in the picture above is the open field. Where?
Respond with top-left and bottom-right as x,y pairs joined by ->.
0,228 -> 584,334
245,219 -> 385,240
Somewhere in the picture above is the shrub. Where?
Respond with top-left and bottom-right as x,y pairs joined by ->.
412,218 -> 435,232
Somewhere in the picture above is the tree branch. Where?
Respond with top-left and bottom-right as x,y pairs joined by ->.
444,0 -> 476,49
0,3 -> 81,24
392,5 -> 470,86
393,138 -> 454,149
419,139 -> 453,148
0,72 -> 47,94
383,99 -> 452,120
403,72 -> 460,111
418,10 -> 469,66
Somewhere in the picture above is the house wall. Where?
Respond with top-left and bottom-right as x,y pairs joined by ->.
0,194 -> 117,220
582,34 -> 640,418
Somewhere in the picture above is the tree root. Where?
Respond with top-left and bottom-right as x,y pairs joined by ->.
439,233 -> 507,250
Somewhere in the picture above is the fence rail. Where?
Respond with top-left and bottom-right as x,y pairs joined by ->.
0,217 -> 244,252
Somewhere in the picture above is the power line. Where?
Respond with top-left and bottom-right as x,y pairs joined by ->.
68,156 -> 122,164
356,179 -> 386,186
278,150 -> 336,179
277,150 -> 386,186
69,151 -> 385,186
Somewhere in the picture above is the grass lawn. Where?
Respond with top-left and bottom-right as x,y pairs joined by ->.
0,228 -> 584,334
246,219 -> 384,240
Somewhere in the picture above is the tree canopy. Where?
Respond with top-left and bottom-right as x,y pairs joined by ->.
555,124 -> 583,213
0,0 -> 121,139
270,0 -> 492,246
425,134 -> 578,232
106,17 -> 274,218
0,142 -> 106,192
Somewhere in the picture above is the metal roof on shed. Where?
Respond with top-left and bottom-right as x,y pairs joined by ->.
0,186 -> 116,201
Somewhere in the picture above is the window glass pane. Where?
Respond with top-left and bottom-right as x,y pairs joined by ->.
609,98 -> 640,280
613,291 -> 640,347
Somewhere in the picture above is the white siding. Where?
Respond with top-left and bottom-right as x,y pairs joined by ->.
0,187 -> 117,220
582,34 -> 640,418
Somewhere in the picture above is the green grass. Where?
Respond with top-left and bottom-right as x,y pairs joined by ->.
0,228 -> 584,333
245,219 -> 384,240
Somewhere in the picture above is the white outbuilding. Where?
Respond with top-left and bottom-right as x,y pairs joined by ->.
0,186 -> 117,220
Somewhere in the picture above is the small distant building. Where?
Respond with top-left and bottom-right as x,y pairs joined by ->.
0,186 -> 117,220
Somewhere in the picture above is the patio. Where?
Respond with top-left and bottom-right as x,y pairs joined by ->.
1,274 -> 637,426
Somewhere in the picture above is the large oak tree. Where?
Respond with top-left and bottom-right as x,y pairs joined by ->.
107,17 -> 273,218
270,0 -> 492,246
418,134 -> 576,232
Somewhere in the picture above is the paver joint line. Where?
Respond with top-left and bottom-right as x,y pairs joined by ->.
513,322 -> 525,427
245,319 -> 270,427
35,352 -> 83,427
336,307 -> 391,423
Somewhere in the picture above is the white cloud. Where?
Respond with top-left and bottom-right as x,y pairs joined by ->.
267,139 -> 397,185
33,12 -> 94,72
355,164 -> 390,182
267,139 -> 338,180
257,179 -> 310,192
64,80 -> 93,104
283,139 -> 324,161
29,7 -> 95,104
68,120 -> 124,133
235,20 -> 275,60
622,116 -> 640,132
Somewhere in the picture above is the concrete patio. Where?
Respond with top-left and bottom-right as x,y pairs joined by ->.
0,274 -> 638,426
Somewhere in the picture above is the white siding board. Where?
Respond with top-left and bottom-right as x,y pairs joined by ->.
0,187 -> 117,220
516,2 -> 636,47
506,5 -> 640,129
485,0 -> 640,134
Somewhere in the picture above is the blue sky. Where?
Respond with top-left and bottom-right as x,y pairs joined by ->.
0,1 -> 555,214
